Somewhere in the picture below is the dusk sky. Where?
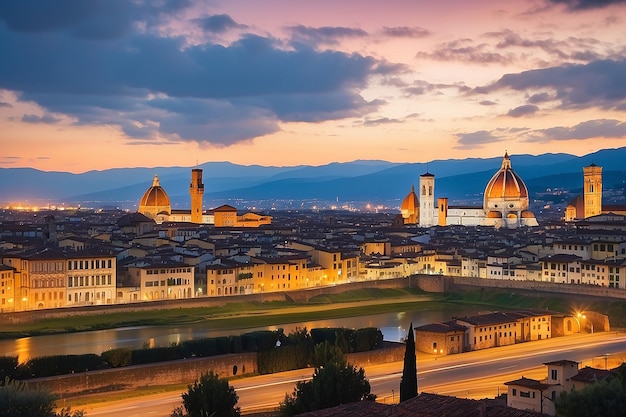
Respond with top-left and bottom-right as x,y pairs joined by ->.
1,0 -> 626,173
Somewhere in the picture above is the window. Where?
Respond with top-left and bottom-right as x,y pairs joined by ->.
551,369 -> 558,380
512,389 -> 517,396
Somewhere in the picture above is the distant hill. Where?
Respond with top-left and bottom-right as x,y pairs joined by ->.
2,147 -> 626,210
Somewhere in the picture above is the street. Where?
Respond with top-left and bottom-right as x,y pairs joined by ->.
83,332 -> 626,416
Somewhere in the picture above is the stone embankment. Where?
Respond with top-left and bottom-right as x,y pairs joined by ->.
27,342 -> 405,397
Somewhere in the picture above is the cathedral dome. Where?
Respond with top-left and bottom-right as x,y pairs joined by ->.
400,184 -> 419,224
484,153 -> 528,201
138,174 -> 171,221
483,153 -> 530,213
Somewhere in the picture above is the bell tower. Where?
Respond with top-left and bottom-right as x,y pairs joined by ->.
190,168 -> 204,223
583,164 -> 602,219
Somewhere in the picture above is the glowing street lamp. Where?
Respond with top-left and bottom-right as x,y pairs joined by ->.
573,312 -> 586,333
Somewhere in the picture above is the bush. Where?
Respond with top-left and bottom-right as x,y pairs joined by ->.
20,354 -> 107,378
131,346 -> 184,365
352,328 -> 383,352
180,338 -> 218,357
176,371 -> 240,417
101,348 -> 132,368
0,356 -> 18,381
258,343 -> 311,374
241,331 -> 278,352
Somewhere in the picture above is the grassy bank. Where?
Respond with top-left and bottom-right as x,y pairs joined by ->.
0,288 -> 435,339
3,286 -> 626,339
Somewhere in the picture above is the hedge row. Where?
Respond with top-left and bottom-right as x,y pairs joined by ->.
0,327 -> 383,379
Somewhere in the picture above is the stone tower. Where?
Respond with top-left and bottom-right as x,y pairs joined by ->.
190,168 -> 204,224
583,163 -> 602,219
419,172 -> 435,227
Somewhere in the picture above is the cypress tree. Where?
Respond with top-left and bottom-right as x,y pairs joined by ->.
399,322 -> 418,402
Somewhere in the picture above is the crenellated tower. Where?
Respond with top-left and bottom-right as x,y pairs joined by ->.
583,163 -> 602,219
190,168 -> 204,223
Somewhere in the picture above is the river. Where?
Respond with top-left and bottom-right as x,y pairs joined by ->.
1,304 -> 491,363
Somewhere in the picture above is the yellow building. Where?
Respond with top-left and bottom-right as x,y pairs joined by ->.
128,263 -> 194,301
0,264 -> 15,312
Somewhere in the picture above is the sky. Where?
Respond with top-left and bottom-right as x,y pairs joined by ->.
1,0 -> 626,173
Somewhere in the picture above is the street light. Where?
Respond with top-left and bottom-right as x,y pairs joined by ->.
572,312 -> 586,333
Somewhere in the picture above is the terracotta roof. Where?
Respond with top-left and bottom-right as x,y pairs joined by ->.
504,377 -> 553,391
296,393 -> 541,417
570,366 -> 614,384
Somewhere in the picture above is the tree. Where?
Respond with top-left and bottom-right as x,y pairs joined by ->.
399,322 -> 418,402
278,357 -> 375,416
555,363 -> 626,417
0,378 -> 83,417
171,371 -> 240,417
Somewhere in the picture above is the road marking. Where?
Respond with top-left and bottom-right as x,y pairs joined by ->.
498,365 -> 517,370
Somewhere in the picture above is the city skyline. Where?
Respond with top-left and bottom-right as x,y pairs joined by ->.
1,0 -> 626,173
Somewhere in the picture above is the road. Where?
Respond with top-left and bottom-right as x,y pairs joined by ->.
83,332 -> 626,416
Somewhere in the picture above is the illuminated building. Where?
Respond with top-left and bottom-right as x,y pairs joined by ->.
565,163 -> 626,221
0,264 -> 15,312
400,184 -> 419,225
127,262 -> 194,301
138,168 -> 272,227
189,168 -> 204,224
401,153 -> 538,228
138,174 -> 171,223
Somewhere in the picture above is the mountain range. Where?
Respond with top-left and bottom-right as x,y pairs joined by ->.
2,148 -> 626,211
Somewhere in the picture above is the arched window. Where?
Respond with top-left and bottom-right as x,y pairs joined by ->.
421,185 -> 426,195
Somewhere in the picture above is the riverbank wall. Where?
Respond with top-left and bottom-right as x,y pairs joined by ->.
26,342 -> 405,397
4,273 -> 625,324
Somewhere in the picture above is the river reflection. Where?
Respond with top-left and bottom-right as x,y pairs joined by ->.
2,304 -> 490,363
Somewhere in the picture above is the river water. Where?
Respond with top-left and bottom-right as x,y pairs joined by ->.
1,304 -> 491,363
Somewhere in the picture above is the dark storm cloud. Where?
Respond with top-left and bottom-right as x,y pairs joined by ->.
524,119 -> 626,142
546,0 -> 626,10
475,59 -> 626,110
195,14 -> 247,34
507,104 -> 539,117
0,6 -> 396,144
287,25 -> 368,46
454,130 -> 502,149
0,0 -> 191,39
381,26 -> 430,38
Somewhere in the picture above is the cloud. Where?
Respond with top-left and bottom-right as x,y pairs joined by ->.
21,113 -> 62,124
479,100 -> 498,106
403,80 -> 469,96
417,38 -> 512,64
454,130 -> 502,149
507,104 -> 539,117
287,25 -> 368,46
528,92 -> 553,103
474,59 -> 626,110
546,0 -> 626,10
524,119 -> 626,142
194,14 -> 247,34
381,26 -> 430,38
0,101 -> 12,108
0,10 -> 398,145
356,113 -> 420,127
0,0 -> 191,39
